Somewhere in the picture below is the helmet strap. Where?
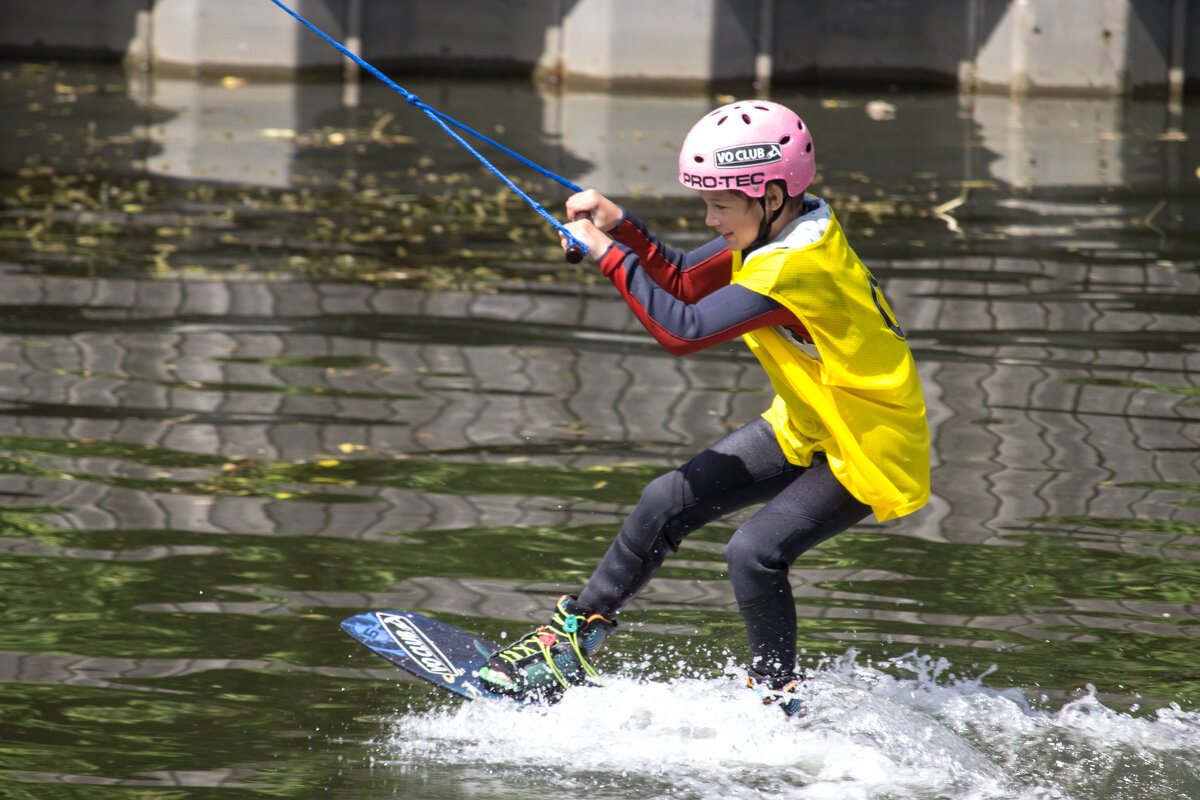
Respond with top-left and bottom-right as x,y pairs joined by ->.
744,193 -> 785,257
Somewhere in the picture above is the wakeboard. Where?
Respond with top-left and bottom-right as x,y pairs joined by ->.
341,610 -> 520,703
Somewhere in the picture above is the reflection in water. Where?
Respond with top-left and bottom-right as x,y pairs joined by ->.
0,61 -> 1198,799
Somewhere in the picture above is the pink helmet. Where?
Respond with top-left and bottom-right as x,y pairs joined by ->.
678,100 -> 815,198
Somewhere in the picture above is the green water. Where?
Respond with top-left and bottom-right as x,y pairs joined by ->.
0,61 -> 1198,798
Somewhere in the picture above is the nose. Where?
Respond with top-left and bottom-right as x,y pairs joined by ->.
705,207 -> 719,228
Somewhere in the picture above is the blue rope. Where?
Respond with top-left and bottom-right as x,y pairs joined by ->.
266,0 -> 586,256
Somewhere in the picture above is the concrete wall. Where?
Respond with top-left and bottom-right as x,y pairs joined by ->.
773,0 -> 972,87
0,0 -> 1197,96
0,0 -> 148,61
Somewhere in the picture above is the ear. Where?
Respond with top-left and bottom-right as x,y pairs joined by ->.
764,182 -> 786,212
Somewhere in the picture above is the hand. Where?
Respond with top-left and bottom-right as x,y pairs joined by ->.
560,218 -> 613,263
565,189 -> 623,232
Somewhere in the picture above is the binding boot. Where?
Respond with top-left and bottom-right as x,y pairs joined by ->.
478,595 -> 615,701
747,668 -> 805,718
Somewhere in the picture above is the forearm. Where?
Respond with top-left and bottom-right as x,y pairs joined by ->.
598,245 -> 795,356
609,212 -> 731,303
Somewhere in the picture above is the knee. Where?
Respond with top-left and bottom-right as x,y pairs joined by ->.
615,469 -> 686,554
723,531 -> 775,579
624,469 -> 684,535
636,469 -> 682,510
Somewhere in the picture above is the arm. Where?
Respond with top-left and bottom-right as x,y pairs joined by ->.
598,243 -> 801,357
561,189 -> 731,302
609,215 -> 732,303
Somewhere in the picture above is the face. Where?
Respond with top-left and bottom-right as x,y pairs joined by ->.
699,190 -> 762,252
700,187 -> 793,251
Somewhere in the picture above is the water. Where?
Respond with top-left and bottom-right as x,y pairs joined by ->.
381,655 -> 1200,800
1,60 -> 1199,798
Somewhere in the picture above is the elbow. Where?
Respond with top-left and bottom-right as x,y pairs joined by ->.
655,336 -> 705,357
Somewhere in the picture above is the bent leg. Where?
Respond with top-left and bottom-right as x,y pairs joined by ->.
578,417 -> 796,617
723,454 -> 872,676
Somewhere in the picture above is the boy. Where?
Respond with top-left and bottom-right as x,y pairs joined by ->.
478,101 -> 930,715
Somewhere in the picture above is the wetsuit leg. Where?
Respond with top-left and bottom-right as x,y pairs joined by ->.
723,453 -> 872,676
578,417 -> 799,617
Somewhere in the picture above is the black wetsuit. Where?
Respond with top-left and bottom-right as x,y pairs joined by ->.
575,209 -> 872,677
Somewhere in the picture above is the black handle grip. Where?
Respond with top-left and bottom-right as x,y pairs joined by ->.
564,242 -> 584,264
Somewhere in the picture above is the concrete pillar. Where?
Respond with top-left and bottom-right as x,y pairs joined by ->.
970,0 -> 1181,96
140,0 -> 348,75
550,0 -> 759,90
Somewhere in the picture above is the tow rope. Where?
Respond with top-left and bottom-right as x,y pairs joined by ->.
267,0 -> 587,262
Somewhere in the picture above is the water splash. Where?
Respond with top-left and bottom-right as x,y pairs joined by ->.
377,651 -> 1200,800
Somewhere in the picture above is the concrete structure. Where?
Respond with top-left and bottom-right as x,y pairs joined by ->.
1,0 -> 1197,97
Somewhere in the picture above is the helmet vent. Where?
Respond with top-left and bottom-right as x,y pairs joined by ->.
779,135 -> 791,145
694,155 -> 705,163
716,115 -> 728,126
805,143 -> 812,153
741,113 -> 751,124
798,120 -> 805,131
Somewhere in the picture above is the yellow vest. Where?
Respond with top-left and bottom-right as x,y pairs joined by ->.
733,207 -> 930,521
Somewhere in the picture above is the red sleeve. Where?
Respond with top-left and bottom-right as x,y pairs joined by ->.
608,217 -> 732,303
597,242 -> 800,357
